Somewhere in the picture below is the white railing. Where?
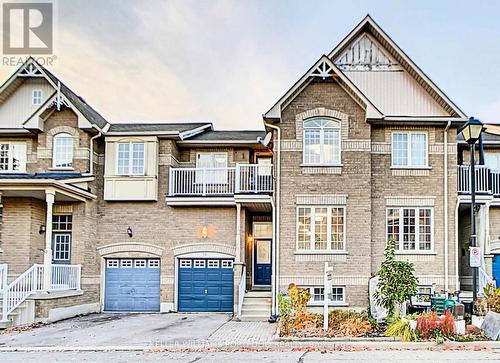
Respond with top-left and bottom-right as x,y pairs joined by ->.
51,264 -> 81,291
0,264 -> 7,293
237,164 -> 273,193
2,264 -> 43,321
169,164 -> 273,196
457,165 -> 497,194
478,267 -> 496,296
237,266 -> 246,319
1,264 -> 81,322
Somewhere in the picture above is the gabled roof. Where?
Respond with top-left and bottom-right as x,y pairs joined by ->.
328,15 -> 466,118
1,57 -> 109,130
263,55 -> 383,121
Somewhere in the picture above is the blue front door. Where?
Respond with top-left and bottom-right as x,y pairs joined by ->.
178,258 -> 234,312
493,255 -> 500,285
254,239 -> 272,285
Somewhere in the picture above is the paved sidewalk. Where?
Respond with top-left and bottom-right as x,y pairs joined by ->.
208,321 -> 276,345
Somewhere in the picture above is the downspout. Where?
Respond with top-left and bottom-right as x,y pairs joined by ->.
444,121 -> 451,292
265,122 -> 280,316
455,199 -> 460,291
83,123 -> 109,177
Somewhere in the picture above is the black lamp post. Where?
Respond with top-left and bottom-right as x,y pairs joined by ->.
459,117 -> 484,302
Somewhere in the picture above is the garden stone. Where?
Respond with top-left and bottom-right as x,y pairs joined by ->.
481,311 -> 500,340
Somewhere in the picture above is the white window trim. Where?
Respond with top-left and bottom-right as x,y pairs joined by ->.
52,133 -> 74,170
302,118 -> 342,166
0,142 -> 27,173
296,206 -> 346,253
32,89 -> 43,105
385,207 -> 434,253
115,142 -> 145,176
391,131 -> 429,168
306,286 -> 347,306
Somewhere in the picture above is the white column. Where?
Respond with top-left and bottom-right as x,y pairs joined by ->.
235,203 -> 241,263
43,190 -> 55,292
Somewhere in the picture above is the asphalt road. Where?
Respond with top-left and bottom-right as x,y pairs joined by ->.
0,350 -> 499,362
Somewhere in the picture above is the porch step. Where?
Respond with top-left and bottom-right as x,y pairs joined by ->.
239,290 -> 272,322
0,300 -> 35,329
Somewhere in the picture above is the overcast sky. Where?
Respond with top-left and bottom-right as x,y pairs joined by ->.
3,0 -> 500,129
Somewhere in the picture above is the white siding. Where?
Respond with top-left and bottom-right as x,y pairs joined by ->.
0,78 -> 54,128
343,70 -> 449,116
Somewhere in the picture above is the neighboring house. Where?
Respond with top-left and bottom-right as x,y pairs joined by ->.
0,15 -> 497,327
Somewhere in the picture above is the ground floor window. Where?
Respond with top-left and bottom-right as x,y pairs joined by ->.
297,206 -> 345,251
386,207 -> 433,252
306,286 -> 345,304
52,215 -> 72,263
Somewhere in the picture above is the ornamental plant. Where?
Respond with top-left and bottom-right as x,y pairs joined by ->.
374,238 -> 418,318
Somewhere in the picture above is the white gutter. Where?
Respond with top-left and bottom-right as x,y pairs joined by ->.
265,122 -> 280,316
444,120 -> 451,291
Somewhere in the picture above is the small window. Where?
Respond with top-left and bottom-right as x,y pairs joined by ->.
0,142 -> 27,172
253,222 -> 273,238
331,287 -> 345,302
221,260 -> 233,268
193,260 -> 206,268
32,89 -> 43,105
313,287 -> 324,302
107,259 -> 119,268
148,260 -> 160,268
52,215 -> 72,263
207,260 -> 219,268
53,133 -> 73,168
392,132 -> 427,167
117,142 -> 145,175
121,260 -> 133,268
179,259 -> 191,268
134,259 -> 147,268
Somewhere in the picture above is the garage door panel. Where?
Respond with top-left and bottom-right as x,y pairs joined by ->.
104,258 -> 160,312
178,258 -> 234,312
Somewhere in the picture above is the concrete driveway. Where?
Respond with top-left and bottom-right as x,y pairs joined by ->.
0,313 -> 231,348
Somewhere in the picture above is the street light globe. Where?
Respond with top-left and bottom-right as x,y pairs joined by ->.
460,117 -> 483,144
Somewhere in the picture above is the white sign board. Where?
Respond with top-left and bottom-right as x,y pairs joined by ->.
469,247 -> 481,267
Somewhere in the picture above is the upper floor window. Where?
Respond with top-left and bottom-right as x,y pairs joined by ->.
0,142 -> 26,172
484,152 -> 500,170
303,118 -> 341,165
53,133 -> 73,169
32,89 -> 43,105
117,142 -> 144,175
387,207 -> 433,252
392,132 -> 427,167
196,152 -> 227,183
297,206 -> 345,251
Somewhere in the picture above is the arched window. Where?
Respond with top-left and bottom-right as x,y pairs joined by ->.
53,133 -> 73,168
303,118 -> 340,165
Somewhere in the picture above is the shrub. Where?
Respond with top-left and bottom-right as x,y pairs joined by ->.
416,311 -> 439,340
484,283 -> 500,313
440,310 -> 455,337
287,283 -> 310,314
328,310 -> 372,337
375,239 -> 418,318
384,319 -> 418,341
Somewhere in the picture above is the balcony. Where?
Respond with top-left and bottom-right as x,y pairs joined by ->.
168,164 -> 273,197
457,165 -> 500,196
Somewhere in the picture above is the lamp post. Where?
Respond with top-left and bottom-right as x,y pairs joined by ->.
459,117 -> 483,303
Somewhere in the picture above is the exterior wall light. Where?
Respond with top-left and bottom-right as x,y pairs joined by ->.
39,224 -> 46,234
127,226 -> 133,238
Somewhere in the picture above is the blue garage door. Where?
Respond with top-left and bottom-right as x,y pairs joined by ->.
178,258 -> 234,312
493,255 -> 500,285
105,258 -> 160,312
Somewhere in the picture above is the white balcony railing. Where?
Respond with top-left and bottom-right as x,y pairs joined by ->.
169,164 -> 273,196
457,165 -> 500,195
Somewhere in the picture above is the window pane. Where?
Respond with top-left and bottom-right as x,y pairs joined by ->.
331,287 -> 344,302
314,208 -> 328,250
331,207 -> 344,250
11,143 -> 26,171
131,143 -> 144,174
53,233 -> 71,261
54,135 -> 73,168
402,208 -> 416,250
392,133 -> 408,166
117,143 -> 130,174
0,143 -> 10,171
411,133 -> 426,166
313,287 -> 324,301
298,208 -> 311,250
323,129 -> 340,164
419,209 -> 432,250
387,208 -> 400,248
304,129 -> 321,164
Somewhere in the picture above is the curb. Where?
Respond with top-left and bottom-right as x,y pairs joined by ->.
0,340 -> 498,352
